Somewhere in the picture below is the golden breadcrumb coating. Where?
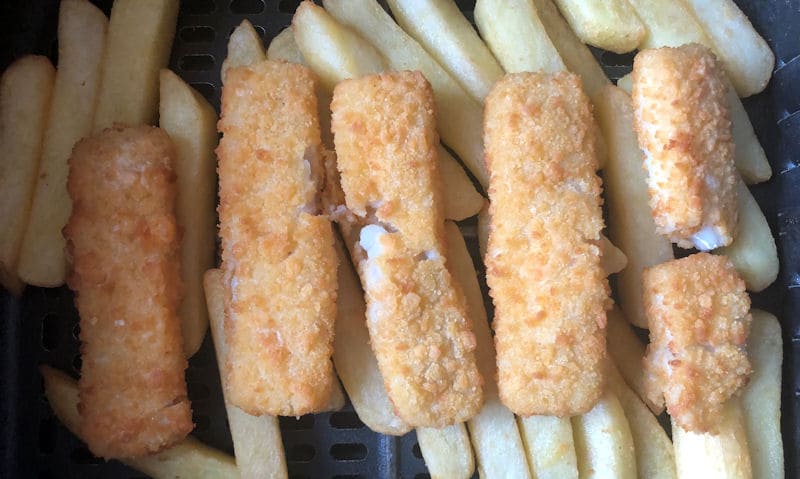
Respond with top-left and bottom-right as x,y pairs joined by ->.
632,44 -> 738,251
217,60 -> 337,417
64,125 -> 192,459
484,72 -> 609,417
642,253 -> 752,433
331,71 -> 483,428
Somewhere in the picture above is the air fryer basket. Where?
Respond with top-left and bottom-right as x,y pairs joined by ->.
0,1 -> 797,477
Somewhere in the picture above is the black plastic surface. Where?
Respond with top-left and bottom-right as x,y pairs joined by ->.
1,1 -> 798,478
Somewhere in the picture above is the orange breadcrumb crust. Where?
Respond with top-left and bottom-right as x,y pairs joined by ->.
632,44 -> 738,250
642,253 -> 752,433
331,71 -> 483,428
484,72 -> 609,417
64,125 -> 192,459
217,60 -> 338,417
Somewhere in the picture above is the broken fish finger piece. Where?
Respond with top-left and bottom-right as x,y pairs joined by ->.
632,43 -> 738,251
331,70 -> 483,428
642,253 -> 752,433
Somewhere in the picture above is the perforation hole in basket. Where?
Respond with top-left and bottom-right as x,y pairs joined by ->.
287,443 -> 316,462
70,446 -> 101,465
180,25 -> 216,43
38,470 -> 55,479
412,442 -> 423,459
280,414 -> 315,430
329,410 -> 365,429
278,0 -> 301,13
38,416 -> 57,454
41,313 -> 60,351
415,474 -> 431,479
230,0 -> 265,14
181,0 -> 216,15
330,443 -> 368,461
179,54 -> 216,71
71,322 -> 80,340
333,475 -> 365,479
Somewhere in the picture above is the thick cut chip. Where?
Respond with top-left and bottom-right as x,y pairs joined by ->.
17,0 -> 107,287
159,70 -> 218,358
92,0 -> 178,130
0,56 -> 55,294
552,0 -> 645,54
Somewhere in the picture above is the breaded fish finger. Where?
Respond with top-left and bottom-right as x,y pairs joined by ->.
632,43 -> 738,251
217,60 -> 338,417
64,125 -> 192,459
331,71 -> 483,428
484,72 -> 609,417
642,253 -> 752,433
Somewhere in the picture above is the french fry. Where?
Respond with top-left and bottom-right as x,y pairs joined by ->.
517,415 -> 579,479
40,365 -> 239,479
386,0 -> 504,102
608,365 -> 676,479
530,0 -> 611,100
594,84 -> 674,328
437,147 -> 484,221
266,27 -> 305,64
417,425 -> 475,479
159,70 -> 218,358
742,310 -> 784,478
92,0 -> 179,131
474,0 -> 565,74
672,399 -> 752,478
323,0 -> 489,187
292,2 -> 483,221
203,269 -> 288,479
626,0 -> 709,48
0,55 -> 55,294
684,0 -> 774,97
620,4 -> 772,183
572,389 -> 637,479
445,222 -> 531,478
330,239 -> 411,435
292,2 -> 387,93
715,180 -> 779,292
16,0 -> 106,288
221,20 -> 266,84
600,235 -> 628,275
606,307 -> 663,414
552,0 -> 646,54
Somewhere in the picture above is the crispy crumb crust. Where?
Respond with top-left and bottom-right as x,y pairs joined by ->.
64,125 -> 192,459
484,72 -> 609,417
632,44 -> 737,249
642,253 -> 752,433
217,60 -> 337,417
331,71 -> 483,427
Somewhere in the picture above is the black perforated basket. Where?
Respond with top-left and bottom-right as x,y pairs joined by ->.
1,1 -> 798,478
